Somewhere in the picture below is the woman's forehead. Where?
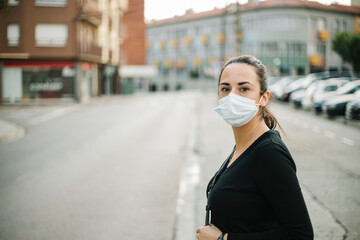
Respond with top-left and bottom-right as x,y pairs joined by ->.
220,63 -> 258,82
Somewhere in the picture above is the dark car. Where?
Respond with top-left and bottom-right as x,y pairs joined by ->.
345,98 -> 360,120
323,90 -> 360,118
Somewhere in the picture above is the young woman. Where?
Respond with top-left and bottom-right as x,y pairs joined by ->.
196,55 -> 313,240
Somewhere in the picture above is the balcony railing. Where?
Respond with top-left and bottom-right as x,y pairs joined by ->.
80,43 -> 102,62
78,3 -> 102,26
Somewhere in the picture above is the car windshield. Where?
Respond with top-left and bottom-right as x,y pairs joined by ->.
323,85 -> 338,92
337,81 -> 360,95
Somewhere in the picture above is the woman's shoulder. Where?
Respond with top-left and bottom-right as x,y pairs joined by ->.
254,130 -> 287,152
253,130 -> 296,171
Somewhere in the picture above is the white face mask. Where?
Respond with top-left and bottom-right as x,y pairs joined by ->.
214,93 -> 263,127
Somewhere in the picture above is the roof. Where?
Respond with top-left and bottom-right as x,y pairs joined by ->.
147,0 -> 360,27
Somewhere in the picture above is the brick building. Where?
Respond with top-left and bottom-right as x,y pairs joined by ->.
121,0 -> 145,65
120,0 -> 156,94
0,0 -> 128,103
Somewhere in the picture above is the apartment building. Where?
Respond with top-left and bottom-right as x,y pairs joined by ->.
0,0 -> 128,103
146,0 -> 360,91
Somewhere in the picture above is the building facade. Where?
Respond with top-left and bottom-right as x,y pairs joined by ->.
119,0 -> 155,94
146,0 -> 360,91
0,0 -> 128,103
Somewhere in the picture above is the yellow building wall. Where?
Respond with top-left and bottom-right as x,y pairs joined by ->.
355,16 -> 360,33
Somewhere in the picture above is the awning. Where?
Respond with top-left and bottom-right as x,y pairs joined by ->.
119,65 -> 158,78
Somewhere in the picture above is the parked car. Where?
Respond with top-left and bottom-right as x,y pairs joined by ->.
281,77 -> 306,102
323,89 -> 360,118
268,76 -> 283,86
345,98 -> 360,120
289,89 -> 306,108
302,78 -> 350,112
269,76 -> 303,100
287,72 -> 350,105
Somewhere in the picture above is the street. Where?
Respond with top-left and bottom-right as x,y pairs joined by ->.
0,90 -> 359,240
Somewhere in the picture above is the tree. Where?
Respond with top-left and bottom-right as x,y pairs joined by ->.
332,32 -> 360,77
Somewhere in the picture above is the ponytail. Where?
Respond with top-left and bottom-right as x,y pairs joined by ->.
261,107 -> 284,133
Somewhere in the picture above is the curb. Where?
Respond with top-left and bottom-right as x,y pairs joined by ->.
0,119 -> 26,144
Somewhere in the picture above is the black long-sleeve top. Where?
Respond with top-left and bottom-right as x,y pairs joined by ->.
206,130 -> 313,240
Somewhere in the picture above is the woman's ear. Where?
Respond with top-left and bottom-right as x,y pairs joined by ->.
261,91 -> 270,107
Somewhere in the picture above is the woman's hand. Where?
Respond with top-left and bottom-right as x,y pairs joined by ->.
196,224 -> 223,240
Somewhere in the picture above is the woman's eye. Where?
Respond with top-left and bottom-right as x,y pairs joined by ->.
240,87 -> 249,92
221,87 -> 230,92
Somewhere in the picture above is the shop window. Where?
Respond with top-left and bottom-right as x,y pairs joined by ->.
8,0 -> 19,5
35,0 -> 66,7
7,24 -> 20,46
35,24 -> 68,47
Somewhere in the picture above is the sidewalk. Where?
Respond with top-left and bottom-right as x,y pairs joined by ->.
0,119 -> 25,144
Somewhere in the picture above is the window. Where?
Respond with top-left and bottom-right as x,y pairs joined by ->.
8,0 -> 19,6
35,24 -> 68,47
7,24 -> 20,46
36,0 -> 66,7
343,20 -> 347,32
318,18 -> 327,30
335,19 -> 341,32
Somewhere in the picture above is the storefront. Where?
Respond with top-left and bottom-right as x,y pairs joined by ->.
1,61 -> 99,103
1,61 -> 76,103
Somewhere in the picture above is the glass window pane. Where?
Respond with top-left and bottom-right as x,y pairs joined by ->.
7,24 -> 20,46
35,24 -> 68,47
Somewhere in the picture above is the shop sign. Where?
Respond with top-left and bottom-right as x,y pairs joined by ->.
29,78 -> 64,92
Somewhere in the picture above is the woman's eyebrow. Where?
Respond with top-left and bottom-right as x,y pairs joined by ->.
238,81 -> 252,86
219,81 -> 252,86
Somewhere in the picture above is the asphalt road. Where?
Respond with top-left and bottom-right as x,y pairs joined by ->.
0,92 -> 197,240
0,91 -> 359,240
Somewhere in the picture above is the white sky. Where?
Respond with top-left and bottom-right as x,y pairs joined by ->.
145,0 -> 351,21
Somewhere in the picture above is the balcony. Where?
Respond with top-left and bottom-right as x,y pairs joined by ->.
309,54 -> 323,67
318,30 -> 330,41
119,24 -> 127,38
78,3 -> 102,26
80,43 -> 102,62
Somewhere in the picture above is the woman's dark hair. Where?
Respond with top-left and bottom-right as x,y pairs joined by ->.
218,55 -> 281,130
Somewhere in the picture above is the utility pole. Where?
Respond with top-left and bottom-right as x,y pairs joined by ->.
220,5 -> 227,64
235,0 -> 242,55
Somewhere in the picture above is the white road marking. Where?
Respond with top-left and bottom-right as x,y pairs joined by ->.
324,130 -> 336,139
302,122 -> 309,129
341,137 -> 354,146
311,125 -> 321,133
29,108 -> 71,125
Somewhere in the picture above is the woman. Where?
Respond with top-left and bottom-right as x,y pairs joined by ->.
196,55 -> 313,240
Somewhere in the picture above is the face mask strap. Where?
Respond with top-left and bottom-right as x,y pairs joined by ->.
255,95 -> 264,107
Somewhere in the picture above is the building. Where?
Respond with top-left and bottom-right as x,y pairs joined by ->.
146,0 -> 360,91
120,0 -> 156,94
0,0 -> 128,104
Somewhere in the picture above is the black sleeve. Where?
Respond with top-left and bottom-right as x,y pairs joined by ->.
227,144 -> 313,240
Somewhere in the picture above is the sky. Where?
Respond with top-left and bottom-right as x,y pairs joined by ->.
145,0 -> 351,21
